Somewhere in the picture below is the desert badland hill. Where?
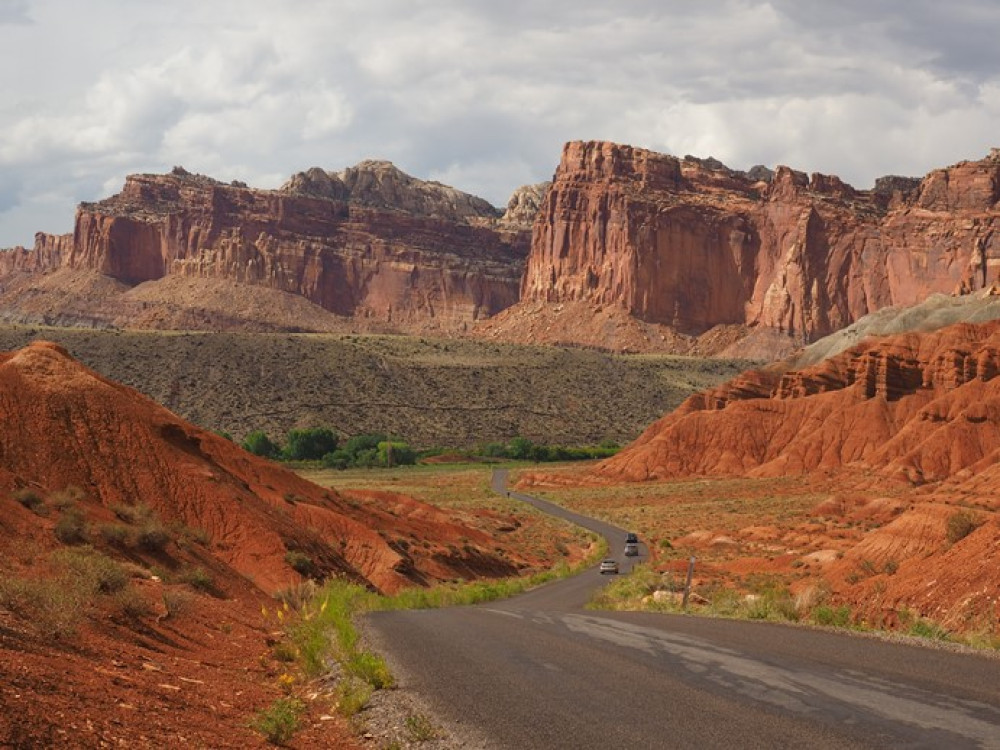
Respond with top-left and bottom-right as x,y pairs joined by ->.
0,340 -> 586,746
522,319 -> 1000,633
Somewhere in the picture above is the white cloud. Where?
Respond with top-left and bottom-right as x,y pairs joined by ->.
1,0 -> 999,246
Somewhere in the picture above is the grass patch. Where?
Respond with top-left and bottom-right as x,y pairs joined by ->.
249,697 -> 304,745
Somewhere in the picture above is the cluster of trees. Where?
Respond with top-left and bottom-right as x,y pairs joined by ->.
240,428 -> 620,468
477,437 -> 620,463
241,428 -> 416,469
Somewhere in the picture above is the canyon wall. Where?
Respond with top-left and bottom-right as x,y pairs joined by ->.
519,141 -> 1000,346
2,164 -> 535,333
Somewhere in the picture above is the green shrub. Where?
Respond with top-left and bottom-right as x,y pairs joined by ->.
162,589 -> 194,619
946,509 -> 982,545
176,566 -> 214,592
908,617 -> 950,641
811,604 -> 852,627
48,486 -> 85,510
376,441 -> 416,467
345,650 -> 394,689
242,430 -> 281,459
283,427 -> 338,461
54,507 -> 88,544
136,521 -> 171,552
334,678 -> 372,717
249,697 -> 304,744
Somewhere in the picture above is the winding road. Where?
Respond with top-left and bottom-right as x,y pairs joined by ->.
364,469 -> 1000,749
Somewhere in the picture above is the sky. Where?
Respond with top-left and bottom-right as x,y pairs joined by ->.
1,0 -> 999,247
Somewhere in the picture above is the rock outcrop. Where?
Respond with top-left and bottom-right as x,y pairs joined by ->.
0,162 -> 534,333
593,319 -> 1000,484
503,140 -> 1000,352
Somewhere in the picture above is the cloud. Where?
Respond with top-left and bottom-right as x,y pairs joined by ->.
1,0 -> 999,247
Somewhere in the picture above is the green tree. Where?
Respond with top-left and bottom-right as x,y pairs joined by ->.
377,441 -> 417,467
283,427 -> 338,461
508,436 -> 534,460
242,430 -> 280,458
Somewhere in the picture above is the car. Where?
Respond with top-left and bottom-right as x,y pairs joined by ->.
624,542 -> 640,557
599,559 -> 619,575
625,532 -> 639,544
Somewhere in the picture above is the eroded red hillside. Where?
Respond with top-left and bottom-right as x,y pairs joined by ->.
0,340 -> 565,746
523,320 -> 1000,634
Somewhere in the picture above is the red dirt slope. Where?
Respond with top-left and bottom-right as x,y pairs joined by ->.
0,340 -> 520,594
571,321 -> 1000,633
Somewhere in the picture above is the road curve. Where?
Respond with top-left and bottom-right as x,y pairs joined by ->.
364,469 -> 1000,749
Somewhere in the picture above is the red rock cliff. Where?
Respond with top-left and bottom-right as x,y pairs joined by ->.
44,164 -> 531,332
520,141 -> 1000,345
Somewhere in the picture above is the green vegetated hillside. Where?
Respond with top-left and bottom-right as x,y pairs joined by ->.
0,326 -> 752,448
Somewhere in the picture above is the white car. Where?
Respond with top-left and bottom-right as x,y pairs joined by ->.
599,559 -> 619,575
624,543 -> 639,557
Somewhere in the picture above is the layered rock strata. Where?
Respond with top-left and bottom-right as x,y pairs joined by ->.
518,141 -> 1000,347
2,163 -> 536,333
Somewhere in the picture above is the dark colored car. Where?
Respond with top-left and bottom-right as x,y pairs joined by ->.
599,559 -> 619,575
625,532 -> 639,544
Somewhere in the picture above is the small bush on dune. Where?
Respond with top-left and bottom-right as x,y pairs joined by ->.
52,547 -> 129,594
54,507 -> 88,544
946,509 -> 982,545
13,488 -> 46,514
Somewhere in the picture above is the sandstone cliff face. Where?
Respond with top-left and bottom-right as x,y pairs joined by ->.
4,163 -> 532,333
518,141 -> 1000,347
0,232 -> 71,274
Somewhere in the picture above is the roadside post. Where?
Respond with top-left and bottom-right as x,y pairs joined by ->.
681,556 -> 696,609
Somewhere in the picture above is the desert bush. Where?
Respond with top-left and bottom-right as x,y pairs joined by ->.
52,547 -> 129,594
13,488 -> 45,514
907,617 -> 950,641
136,521 -> 171,552
54,507 -> 88,544
176,566 -> 214,592
249,697 -> 304,744
405,713 -> 437,741
98,523 -> 136,547
113,586 -> 154,619
946,509 -> 982,545
162,589 -> 194,618
0,574 -> 88,638
48,485 -> 85,510
284,550 -> 315,577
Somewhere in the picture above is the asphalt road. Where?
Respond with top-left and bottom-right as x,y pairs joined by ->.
364,469 -> 1000,749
